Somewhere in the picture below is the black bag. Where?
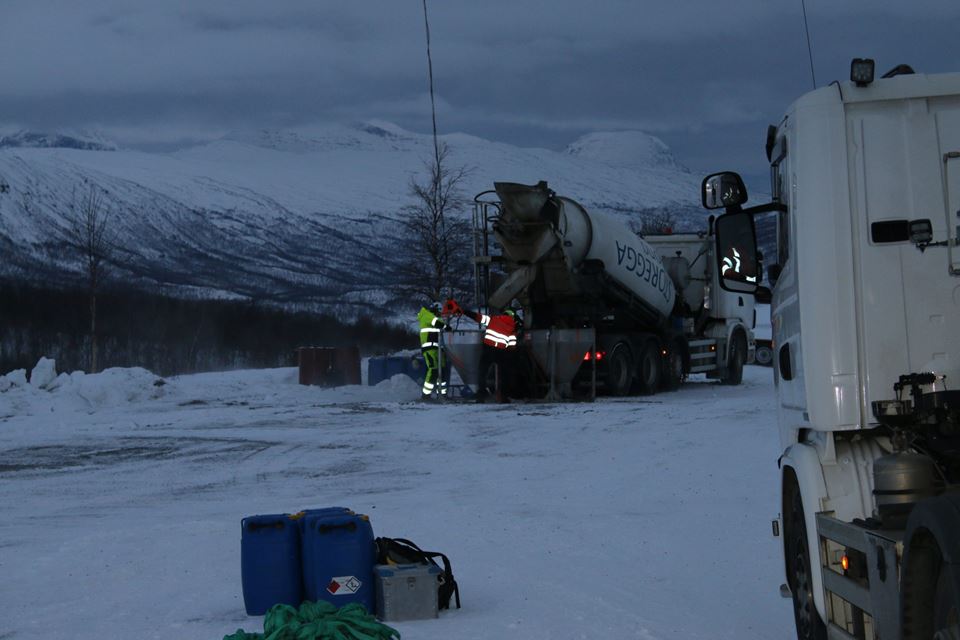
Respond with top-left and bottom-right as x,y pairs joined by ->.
375,536 -> 461,610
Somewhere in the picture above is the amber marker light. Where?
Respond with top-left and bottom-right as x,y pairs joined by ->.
841,555 -> 850,572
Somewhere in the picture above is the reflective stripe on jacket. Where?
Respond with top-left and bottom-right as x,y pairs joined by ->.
464,309 -> 517,350
484,315 -> 517,349
417,307 -> 446,348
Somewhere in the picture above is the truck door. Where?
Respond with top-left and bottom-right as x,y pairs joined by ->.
769,132 -> 806,423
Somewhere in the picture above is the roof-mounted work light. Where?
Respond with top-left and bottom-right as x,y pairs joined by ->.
851,58 -> 875,87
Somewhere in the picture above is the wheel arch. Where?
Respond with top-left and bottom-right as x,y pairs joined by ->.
725,322 -> 750,364
598,335 -> 636,396
781,443 -> 830,623
901,494 -> 960,639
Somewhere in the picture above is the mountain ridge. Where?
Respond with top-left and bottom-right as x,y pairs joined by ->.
0,122 -> 709,316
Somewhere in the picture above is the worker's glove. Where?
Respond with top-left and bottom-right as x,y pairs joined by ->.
443,324 -> 453,332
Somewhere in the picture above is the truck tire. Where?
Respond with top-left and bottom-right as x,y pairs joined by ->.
635,339 -> 661,395
934,565 -> 960,640
785,480 -> 827,640
721,332 -> 746,385
606,343 -> 633,397
755,341 -> 773,367
902,495 -> 960,639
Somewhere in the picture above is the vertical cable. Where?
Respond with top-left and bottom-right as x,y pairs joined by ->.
421,0 -> 441,172
421,0 -> 450,308
800,0 -> 817,89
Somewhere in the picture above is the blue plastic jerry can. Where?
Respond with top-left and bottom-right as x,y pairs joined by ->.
240,514 -> 303,615
301,512 -> 376,612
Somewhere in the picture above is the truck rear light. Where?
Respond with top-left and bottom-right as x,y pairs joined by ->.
583,351 -> 605,361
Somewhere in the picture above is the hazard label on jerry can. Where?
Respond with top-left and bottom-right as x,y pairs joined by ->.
327,576 -> 362,595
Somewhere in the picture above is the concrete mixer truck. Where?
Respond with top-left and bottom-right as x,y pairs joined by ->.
443,180 -> 757,399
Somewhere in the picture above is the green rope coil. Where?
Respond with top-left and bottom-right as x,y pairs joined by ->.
224,601 -> 400,640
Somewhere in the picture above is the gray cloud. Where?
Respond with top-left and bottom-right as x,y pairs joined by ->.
1,0 -> 958,183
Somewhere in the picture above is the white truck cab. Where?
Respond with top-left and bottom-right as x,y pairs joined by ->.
709,62 -> 960,640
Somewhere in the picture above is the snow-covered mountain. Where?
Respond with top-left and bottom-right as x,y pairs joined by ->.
0,130 -> 117,152
0,123 -> 707,314
565,130 -> 688,173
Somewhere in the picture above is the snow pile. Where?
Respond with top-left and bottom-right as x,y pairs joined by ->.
287,372 -> 421,403
367,373 -> 421,400
1,358 -> 168,414
0,367 -> 27,391
29,356 -> 57,388
1,351 -> 433,421
166,367 -> 422,409
61,367 -> 168,407
1,358 -> 423,419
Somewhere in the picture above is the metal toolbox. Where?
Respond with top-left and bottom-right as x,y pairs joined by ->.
374,563 -> 442,621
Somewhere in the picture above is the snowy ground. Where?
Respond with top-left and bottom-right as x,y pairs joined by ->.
0,364 -> 794,639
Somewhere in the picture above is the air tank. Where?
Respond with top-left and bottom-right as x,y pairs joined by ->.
873,452 -> 940,527
492,182 -> 676,322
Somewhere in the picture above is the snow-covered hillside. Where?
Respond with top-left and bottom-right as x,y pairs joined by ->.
0,363 -> 792,639
0,124 -> 706,314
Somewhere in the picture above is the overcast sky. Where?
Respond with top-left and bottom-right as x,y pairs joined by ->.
1,1 -> 958,187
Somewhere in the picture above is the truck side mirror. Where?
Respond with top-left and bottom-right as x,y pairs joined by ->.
702,172 -> 748,210
714,211 -> 759,294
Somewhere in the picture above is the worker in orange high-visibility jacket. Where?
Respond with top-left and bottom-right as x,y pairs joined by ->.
445,299 -> 521,400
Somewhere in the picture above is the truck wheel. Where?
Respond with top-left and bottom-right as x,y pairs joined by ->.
635,339 -> 661,395
721,332 -> 746,385
786,482 -> 827,640
606,343 -> 633,397
755,342 -> 773,367
934,565 -> 960,640
902,495 -> 960,640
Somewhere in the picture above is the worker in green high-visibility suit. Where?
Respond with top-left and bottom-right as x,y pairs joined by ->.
417,302 -> 450,399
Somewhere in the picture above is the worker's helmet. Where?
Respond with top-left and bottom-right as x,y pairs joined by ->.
429,301 -> 442,314
504,308 -> 516,318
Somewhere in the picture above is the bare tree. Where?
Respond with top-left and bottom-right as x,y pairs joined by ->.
62,185 -> 116,373
397,142 -> 473,305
